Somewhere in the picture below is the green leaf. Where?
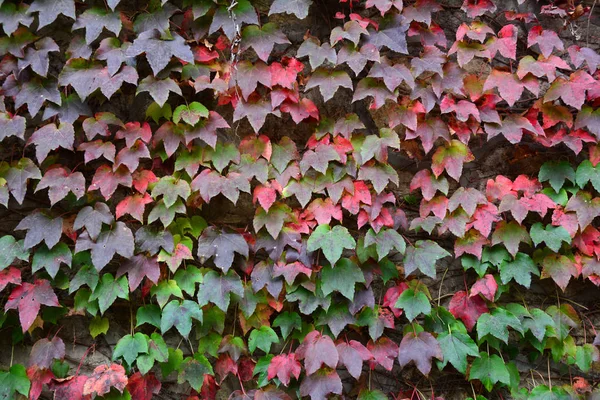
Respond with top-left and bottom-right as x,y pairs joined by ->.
273,311 -> 302,340
395,289 -> 431,321
0,235 -> 29,271
150,279 -> 184,308
0,364 -> 30,399
538,160 -> 575,192
137,332 -> 169,375
491,221 -> 531,257
358,389 -> 388,400
173,266 -> 203,296
307,224 -> 356,265
173,102 -> 209,125
469,352 -> 511,391
31,243 -> 72,278
160,300 -> 203,338
89,316 -> 109,338
364,227 -> 406,260
575,159 -> 600,191
436,324 -> 480,374
403,240 -> 451,278
113,332 -> 148,365
528,385 -> 573,400
197,269 -> 244,312
136,304 -> 161,329
574,343 -> 599,372
529,223 -> 571,252
320,257 -> 365,300
178,354 -> 214,391
476,308 -> 523,343
152,176 -> 191,208
69,264 -> 99,293
160,348 -> 184,378
89,273 -> 129,314
248,326 -> 279,353
499,253 -> 539,288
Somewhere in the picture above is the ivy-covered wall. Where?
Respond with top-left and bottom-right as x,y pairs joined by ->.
1,0 -> 600,399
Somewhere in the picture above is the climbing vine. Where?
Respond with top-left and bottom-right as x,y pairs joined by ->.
0,0 -> 599,399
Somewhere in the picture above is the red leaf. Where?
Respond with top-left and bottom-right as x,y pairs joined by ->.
83,364 -> 128,397
27,366 -> 54,400
5,279 -> 59,332
0,267 -> 21,292
449,290 -> 488,331
127,372 -> 161,400
270,57 -> 304,89
342,181 -> 372,214
367,337 -> 398,371
215,353 -> 238,384
89,165 -> 133,200
470,274 -> 498,302
299,369 -> 342,400
528,25 -> 564,58
295,330 -> 338,375
382,282 -> 408,318
48,375 -> 89,400
116,193 -> 153,223
306,198 -> 343,225
267,353 -> 301,386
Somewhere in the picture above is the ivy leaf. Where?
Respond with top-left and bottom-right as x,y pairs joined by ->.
297,37 -> 337,69
116,254 -> 160,292
0,365 -> 30,399
29,0 -> 76,30
307,224 -> 356,265
209,0 -> 258,40
173,102 -> 208,126
273,311 -> 302,340
299,369 -> 343,400
0,267 -> 21,292
437,326 -> 479,374
74,203 -> 114,241
197,270 -> 244,312
530,223 -> 571,252
82,364 -> 128,397
296,330 -> 338,374
18,37 -> 59,77
491,221 -> 531,257
540,253 -> 578,292
469,352 -> 510,391
320,258 -> 365,300
476,308 -> 523,343
72,8 -> 122,45
565,191 -> 600,230
113,333 -> 148,366
89,273 -> 129,314
5,279 -> 59,332
267,353 -> 301,386
0,3 -> 33,36
499,253 -> 539,288
137,76 -> 182,107
403,240 -> 450,278
127,372 -> 161,400
449,290 -> 488,331
197,227 -> 249,272
249,326 -> 279,353
269,0 -> 312,19
152,176 -> 191,208
161,300 -> 203,338
32,243 -> 72,278
89,165 -> 133,200
539,161 -> 575,192
0,235 -> 29,271
398,331 -> 443,375
305,69 -> 353,102
126,29 -> 194,75
15,211 -> 63,250
29,336 -> 65,369
364,227 -> 406,261
240,23 -> 290,63
28,122 -> 74,163
75,222 -> 134,271
36,167 -> 85,205
395,288 -> 431,321
431,140 -> 475,181
366,14 -> 408,54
